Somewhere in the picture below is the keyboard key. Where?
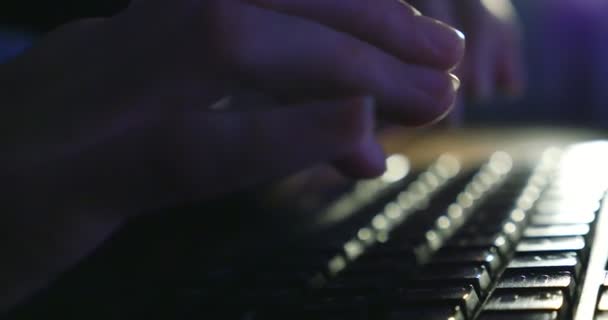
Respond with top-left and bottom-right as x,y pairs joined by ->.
447,234 -> 512,258
387,305 -> 465,320
364,241 -> 433,268
505,252 -> 582,279
253,301 -> 371,320
516,236 -> 586,257
598,287 -> 608,311
597,312 -> 608,320
502,221 -> 525,243
496,272 -> 576,300
461,219 -> 523,244
523,224 -> 590,238
469,207 -> 513,225
302,298 -> 375,319
535,200 -> 600,215
484,290 -> 566,312
250,270 -> 319,288
479,311 -> 559,320
434,215 -> 461,239
326,274 -> 401,291
347,254 -> 418,274
394,285 -> 480,319
412,265 -> 492,297
432,248 -> 503,276
531,212 -> 595,225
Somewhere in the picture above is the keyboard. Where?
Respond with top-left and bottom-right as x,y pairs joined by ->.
190,134 -> 608,319
4,128 -> 608,320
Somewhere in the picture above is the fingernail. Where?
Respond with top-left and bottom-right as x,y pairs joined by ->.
424,20 -> 466,69
397,0 -> 422,15
449,73 -> 461,92
453,28 -> 466,42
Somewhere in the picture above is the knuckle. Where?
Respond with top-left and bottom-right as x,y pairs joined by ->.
329,38 -> 371,88
334,100 -> 374,146
197,1 -> 255,69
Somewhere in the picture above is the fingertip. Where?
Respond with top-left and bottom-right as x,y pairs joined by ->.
421,17 -> 466,70
333,95 -> 377,144
397,0 -> 423,16
333,136 -> 387,179
418,95 -> 457,128
419,73 -> 460,126
450,73 -> 461,92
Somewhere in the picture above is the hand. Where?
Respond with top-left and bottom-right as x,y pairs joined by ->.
0,1 -> 466,309
409,0 -> 525,102
4,0 -> 465,214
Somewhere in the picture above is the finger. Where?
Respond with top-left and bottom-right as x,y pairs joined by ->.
172,96 -> 379,201
407,0 -> 467,82
62,96 -> 379,213
444,92 -> 465,127
332,132 -> 387,178
245,0 -> 465,70
411,0 -> 455,24
220,2 -> 459,125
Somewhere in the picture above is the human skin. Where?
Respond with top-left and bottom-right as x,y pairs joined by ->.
0,0 -> 465,312
409,0 -> 524,101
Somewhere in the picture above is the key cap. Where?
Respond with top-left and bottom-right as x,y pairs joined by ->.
250,270 -> 320,288
469,207 -> 513,225
540,189 -> 603,202
597,312 -> 608,320
523,224 -> 590,238
432,248 -> 503,276
458,223 -> 504,238
496,272 -> 576,300
300,301 -> 374,320
325,274 -> 401,291
484,290 -> 566,313
393,285 -> 480,319
347,254 -> 418,274
502,220 -> 526,243
598,287 -> 608,311
253,299 -> 372,320
446,234 -> 512,258
505,252 -> 582,279
479,311 -> 559,320
434,214 -> 462,239
516,236 -> 586,258
460,219 -> 523,244
412,265 -> 492,297
387,305 -> 465,320
535,200 -> 600,215
364,238 -> 435,268
531,212 -> 595,225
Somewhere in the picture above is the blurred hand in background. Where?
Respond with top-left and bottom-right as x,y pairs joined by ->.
409,0 -> 525,123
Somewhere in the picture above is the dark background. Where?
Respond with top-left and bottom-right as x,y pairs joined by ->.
0,1 -> 130,31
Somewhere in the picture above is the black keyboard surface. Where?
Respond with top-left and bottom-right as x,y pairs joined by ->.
195,142 -> 608,320
5,139 -> 608,320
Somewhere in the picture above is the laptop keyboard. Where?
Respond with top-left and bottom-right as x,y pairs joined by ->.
182,142 -> 608,319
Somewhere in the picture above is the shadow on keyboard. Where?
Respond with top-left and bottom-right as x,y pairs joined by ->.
5,127 -> 608,320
